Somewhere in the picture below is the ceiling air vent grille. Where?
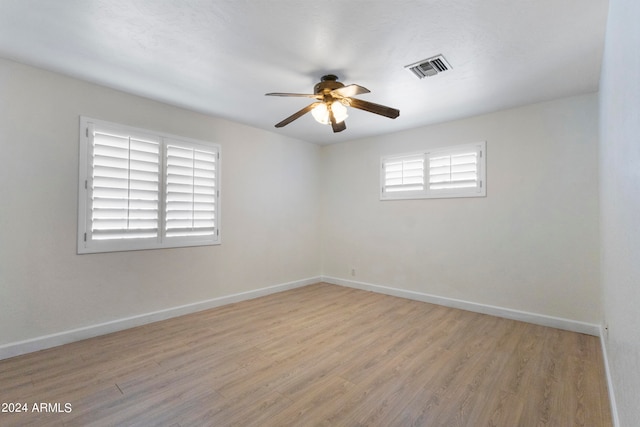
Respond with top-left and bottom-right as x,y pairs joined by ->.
405,55 -> 451,79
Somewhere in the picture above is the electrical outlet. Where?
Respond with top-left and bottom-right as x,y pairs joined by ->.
350,268 -> 356,277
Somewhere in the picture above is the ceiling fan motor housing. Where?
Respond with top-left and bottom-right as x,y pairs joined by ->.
314,74 -> 344,95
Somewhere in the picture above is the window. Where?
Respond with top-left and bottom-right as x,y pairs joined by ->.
381,141 -> 486,200
78,117 -> 220,254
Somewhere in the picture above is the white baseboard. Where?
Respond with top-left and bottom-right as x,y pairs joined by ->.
322,276 -> 601,336
599,328 -> 620,427
0,276 -> 320,361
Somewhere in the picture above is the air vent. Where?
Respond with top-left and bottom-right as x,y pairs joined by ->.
405,55 -> 451,79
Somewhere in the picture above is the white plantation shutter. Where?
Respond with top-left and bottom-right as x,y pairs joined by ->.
90,128 -> 160,240
383,154 -> 425,193
428,151 -> 478,190
165,143 -> 218,238
79,117 -> 221,254
380,142 -> 485,200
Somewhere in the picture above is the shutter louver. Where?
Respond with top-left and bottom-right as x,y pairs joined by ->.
429,151 -> 478,190
165,144 -> 217,238
91,130 -> 160,240
384,155 -> 425,193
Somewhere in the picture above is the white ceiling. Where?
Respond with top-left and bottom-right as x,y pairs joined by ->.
0,0 -> 609,144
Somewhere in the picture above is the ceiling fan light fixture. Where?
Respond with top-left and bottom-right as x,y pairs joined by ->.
266,74 -> 398,133
312,101 -> 348,125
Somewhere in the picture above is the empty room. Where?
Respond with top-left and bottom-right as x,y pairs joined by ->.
0,0 -> 638,426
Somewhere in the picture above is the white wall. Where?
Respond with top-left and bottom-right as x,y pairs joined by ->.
0,55 -> 608,365
599,0 -> 640,424
0,58 -> 321,348
321,94 -> 601,324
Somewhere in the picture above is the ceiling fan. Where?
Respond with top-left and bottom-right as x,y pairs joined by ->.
265,74 -> 400,133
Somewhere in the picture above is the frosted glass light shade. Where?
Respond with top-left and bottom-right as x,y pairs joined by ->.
331,101 -> 348,123
312,101 -> 348,125
311,103 -> 329,124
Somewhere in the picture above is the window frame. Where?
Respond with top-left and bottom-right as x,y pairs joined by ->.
380,141 -> 486,200
77,116 -> 221,254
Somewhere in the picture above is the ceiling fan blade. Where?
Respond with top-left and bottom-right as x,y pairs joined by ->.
347,98 -> 400,119
330,84 -> 370,98
274,102 -> 321,128
266,92 -> 321,99
329,109 -> 347,133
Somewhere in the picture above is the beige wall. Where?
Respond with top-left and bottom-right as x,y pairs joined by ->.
599,0 -> 640,424
320,94 -> 601,323
0,58 -> 321,346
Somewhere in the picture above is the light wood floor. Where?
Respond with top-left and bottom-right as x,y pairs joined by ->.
0,283 -> 612,426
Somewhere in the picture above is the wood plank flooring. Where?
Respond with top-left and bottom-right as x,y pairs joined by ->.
0,283 -> 612,426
